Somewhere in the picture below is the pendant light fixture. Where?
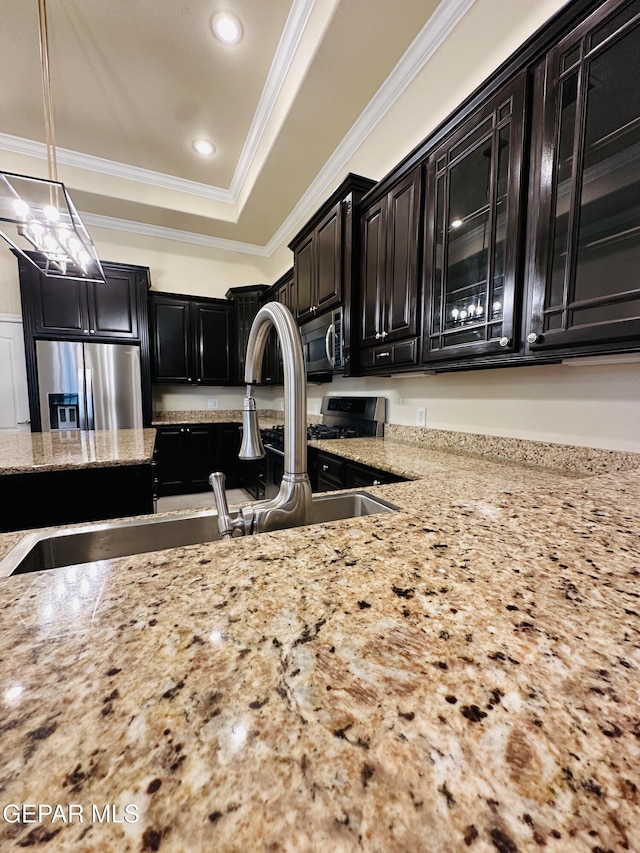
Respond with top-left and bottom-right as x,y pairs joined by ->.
0,0 -> 105,282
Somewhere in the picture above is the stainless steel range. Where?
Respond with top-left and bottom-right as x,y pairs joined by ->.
260,396 -> 386,499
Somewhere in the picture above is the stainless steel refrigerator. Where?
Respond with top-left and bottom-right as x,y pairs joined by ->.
35,340 -> 143,431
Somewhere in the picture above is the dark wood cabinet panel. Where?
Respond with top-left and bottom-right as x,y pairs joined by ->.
193,302 -> 232,385
359,167 -> 422,371
150,297 -> 191,382
149,292 -> 233,386
525,0 -> 640,356
226,285 -> 269,384
155,422 -> 243,496
309,447 -> 407,493
260,268 -> 294,386
186,426 -> 217,491
155,427 -> 189,492
22,260 -> 141,341
290,174 -> 375,332
422,72 -> 526,365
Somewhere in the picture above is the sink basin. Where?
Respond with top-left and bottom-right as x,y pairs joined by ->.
0,491 -> 398,577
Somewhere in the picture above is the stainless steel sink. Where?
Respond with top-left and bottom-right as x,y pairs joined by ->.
0,491 -> 398,577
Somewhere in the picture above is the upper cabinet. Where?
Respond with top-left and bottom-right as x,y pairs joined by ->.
422,72 -> 527,364
225,284 -> 269,384
289,174 -> 375,326
525,0 -> 640,356
359,167 -> 423,371
19,257 -> 143,341
149,291 -> 233,385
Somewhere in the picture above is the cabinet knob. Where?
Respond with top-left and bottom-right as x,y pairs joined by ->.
89,329 -> 95,334
375,332 -> 381,340
197,378 -> 201,383
527,332 -> 541,344
381,331 -> 388,339
83,329 -> 89,334
322,464 -> 329,472
373,479 -> 381,486
180,428 -> 185,433
499,336 -> 511,347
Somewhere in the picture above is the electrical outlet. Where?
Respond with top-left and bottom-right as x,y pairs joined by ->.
416,406 -> 426,427
207,398 -> 219,410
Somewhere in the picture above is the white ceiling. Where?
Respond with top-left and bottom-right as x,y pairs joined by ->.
0,0 -> 475,255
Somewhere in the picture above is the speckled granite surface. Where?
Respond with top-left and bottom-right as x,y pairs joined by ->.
0,442 -> 638,851
0,429 -> 157,475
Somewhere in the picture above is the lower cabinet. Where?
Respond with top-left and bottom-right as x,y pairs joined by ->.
0,465 -> 154,533
155,423 -> 244,497
309,448 -> 406,493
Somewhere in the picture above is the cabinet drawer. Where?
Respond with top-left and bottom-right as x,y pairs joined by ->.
315,451 -> 345,488
361,337 -> 418,370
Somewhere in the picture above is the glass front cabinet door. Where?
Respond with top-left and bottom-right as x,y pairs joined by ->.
422,71 -> 527,364
526,0 -> 640,355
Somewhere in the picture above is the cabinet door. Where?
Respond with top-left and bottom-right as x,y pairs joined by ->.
155,427 -> 189,495
87,269 -> 138,339
149,296 -> 192,383
30,276 -> 88,336
527,0 -> 640,353
193,302 -> 232,385
316,201 -> 343,313
294,232 -> 315,322
384,168 -> 422,343
360,198 -> 387,346
217,423 -> 242,488
186,426 -> 216,491
424,73 -> 526,363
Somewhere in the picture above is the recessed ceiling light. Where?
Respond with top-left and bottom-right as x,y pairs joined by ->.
193,139 -> 216,156
211,12 -> 243,45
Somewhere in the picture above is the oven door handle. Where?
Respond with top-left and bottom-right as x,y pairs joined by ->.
325,323 -> 335,368
263,443 -> 285,457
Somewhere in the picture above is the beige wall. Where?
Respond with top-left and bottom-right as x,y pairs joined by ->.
3,0 -> 638,453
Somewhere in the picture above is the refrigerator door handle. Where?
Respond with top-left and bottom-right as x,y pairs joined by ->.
85,368 -> 95,430
77,367 -> 87,429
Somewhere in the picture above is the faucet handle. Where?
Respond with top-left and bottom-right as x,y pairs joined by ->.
209,472 -> 234,539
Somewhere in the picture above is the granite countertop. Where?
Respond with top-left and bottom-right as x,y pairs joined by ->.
0,438 -> 639,851
0,429 -> 157,475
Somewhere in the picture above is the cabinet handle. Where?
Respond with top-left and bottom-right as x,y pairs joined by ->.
322,464 -> 329,472
376,351 -> 390,358
381,331 -> 388,339
527,332 -> 541,344
375,332 -> 381,340
373,479 -> 381,486
499,337 -> 511,347
197,378 -> 201,383
180,428 -> 185,433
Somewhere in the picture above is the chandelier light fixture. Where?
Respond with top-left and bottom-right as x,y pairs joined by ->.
0,0 -> 105,282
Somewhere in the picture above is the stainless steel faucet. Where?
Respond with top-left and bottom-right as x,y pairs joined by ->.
209,302 -> 312,538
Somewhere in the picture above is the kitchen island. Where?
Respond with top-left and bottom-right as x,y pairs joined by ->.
0,436 -> 638,851
0,428 -> 156,532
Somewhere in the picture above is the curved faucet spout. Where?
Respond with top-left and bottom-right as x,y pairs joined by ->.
210,302 -> 312,535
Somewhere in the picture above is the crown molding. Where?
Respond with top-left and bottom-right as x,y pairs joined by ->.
81,212 -> 269,257
0,132 -> 234,203
229,0 -> 318,199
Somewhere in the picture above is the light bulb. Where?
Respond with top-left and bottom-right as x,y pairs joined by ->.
193,139 -> 216,156
13,198 -> 30,219
68,236 -> 81,254
29,222 -> 45,246
476,304 -> 484,315
459,310 -> 468,320
43,204 -> 60,223
450,219 -> 463,229
43,233 -> 58,252
57,226 -> 71,246
451,308 -> 459,319
78,250 -> 91,271
493,301 -> 502,312
468,304 -> 476,316
212,12 -> 243,44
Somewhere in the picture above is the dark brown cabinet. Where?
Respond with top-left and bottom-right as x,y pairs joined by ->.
20,257 -> 142,341
260,267 -> 295,386
359,167 -> 423,370
289,175 -> 375,346
154,422 -> 243,496
149,292 -> 233,385
309,447 -> 406,493
422,73 -> 527,364
525,0 -> 640,356
226,284 -> 269,384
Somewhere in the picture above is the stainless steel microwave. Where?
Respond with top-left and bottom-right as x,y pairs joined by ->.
300,307 -> 344,380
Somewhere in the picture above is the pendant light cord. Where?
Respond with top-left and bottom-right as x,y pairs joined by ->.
37,0 -> 58,182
